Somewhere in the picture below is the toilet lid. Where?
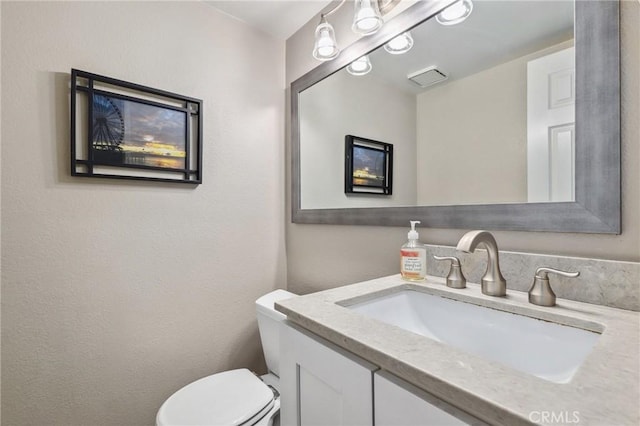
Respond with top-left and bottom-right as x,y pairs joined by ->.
157,368 -> 275,426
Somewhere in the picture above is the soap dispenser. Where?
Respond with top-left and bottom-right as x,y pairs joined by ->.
400,221 -> 427,282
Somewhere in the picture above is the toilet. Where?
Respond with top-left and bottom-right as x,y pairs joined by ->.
156,289 -> 295,426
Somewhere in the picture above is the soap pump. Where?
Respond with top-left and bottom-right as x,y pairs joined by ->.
400,220 -> 427,282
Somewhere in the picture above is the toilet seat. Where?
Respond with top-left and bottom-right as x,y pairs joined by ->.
156,368 -> 277,426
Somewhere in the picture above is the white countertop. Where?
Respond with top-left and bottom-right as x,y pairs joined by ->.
275,275 -> 640,426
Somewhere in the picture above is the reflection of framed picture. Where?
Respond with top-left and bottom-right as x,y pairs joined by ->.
71,69 -> 202,184
345,135 -> 393,195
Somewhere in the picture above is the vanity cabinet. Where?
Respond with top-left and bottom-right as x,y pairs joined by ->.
280,322 -> 484,426
374,371 -> 487,426
279,322 -> 377,425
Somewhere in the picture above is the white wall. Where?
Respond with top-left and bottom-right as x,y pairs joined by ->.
0,3 -> 3,423
300,69 -> 417,209
1,2 -> 285,425
285,1 -> 640,296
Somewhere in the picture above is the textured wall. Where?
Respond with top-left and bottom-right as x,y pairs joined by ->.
1,2 -> 285,425
285,1 -> 639,296
0,3 -> 3,423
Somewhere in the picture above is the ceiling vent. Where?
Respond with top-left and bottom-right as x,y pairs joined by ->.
407,66 -> 448,88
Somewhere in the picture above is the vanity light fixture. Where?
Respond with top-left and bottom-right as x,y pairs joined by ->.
313,0 -> 389,61
436,0 -> 473,26
346,55 -> 372,76
383,31 -> 414,54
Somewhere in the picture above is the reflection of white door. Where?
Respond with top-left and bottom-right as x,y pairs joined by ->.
527,47 -> 575,202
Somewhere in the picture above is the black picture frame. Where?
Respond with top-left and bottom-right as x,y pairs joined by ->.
345,135 -> 393,195
70,69 -> 203,184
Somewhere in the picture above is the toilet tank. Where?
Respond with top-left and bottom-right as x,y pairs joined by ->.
255,289 -> 295,377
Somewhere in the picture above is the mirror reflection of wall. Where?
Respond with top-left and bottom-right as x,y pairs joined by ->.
299,0 -> 575,210
300,66 -> 417,209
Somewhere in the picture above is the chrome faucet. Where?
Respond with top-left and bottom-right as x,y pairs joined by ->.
456,230 -> 507,297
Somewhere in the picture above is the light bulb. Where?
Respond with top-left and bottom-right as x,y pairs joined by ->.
352,0 -> 383,35
313,18 -> 339,61
436,0 -> 473,26
346,55 -> 372,76
384,32 -> 414,55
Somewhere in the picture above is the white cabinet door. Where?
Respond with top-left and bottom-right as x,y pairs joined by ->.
374,371 -> 487,426
279,322 -> 378,426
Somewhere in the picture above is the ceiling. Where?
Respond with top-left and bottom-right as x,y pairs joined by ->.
206,0 -> 333,40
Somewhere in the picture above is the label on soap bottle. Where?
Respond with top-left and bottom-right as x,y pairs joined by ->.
401,249 -> 426,280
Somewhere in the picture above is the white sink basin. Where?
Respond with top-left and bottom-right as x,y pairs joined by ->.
347,290 -> 600,383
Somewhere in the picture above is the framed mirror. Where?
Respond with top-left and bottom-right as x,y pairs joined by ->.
291,0 -> 620,233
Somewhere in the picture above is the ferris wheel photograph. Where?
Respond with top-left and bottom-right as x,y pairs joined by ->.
91,93 -> 187,170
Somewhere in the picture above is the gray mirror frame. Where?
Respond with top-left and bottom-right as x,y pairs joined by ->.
291,0 -> 620,234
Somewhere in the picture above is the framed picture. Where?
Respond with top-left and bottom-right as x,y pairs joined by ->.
70,69 -> 202,184
344,135 -> 393,195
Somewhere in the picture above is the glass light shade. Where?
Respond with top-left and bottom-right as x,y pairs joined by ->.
313,19 -> 339,61
383,32 -> 414,54
346,55 -> 372,76
436,0 -> 473,26
352,0 -> 383,35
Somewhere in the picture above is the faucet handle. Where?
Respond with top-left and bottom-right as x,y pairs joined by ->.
529,267 -> 580,307
433,256 -> 466,289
